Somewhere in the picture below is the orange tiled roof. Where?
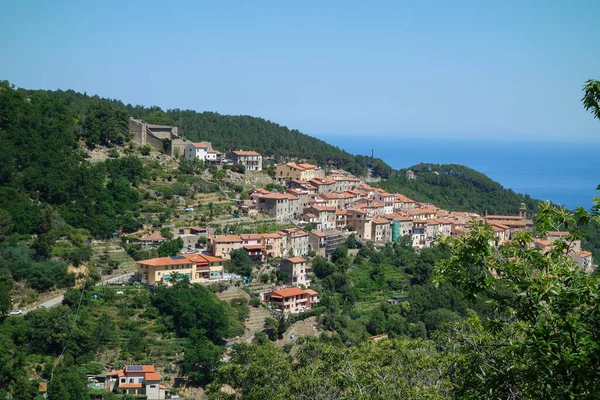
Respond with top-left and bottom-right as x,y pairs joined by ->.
310,205 -> 337,212
298,163 -> 318,169
191,142 -> 209,148
395,194 -> 415,202
145,372 -> 161,381
243,245 -> 265,250
200,254 -> 225,263
304,289 -> 319,295
212,235 -> 243,243
120,383 -> 143,389
240,234 -> 264,240
259,193 -> 299,200
270,287 -> 309,297
183,254 -> 209,264
286,257 -> 305,263
310,230 -> 325,237
232,150 -> 261,156
547,231 -> 570,237
309,178 -> 336,185
137,257 -> 193,267
372,218 -> 391,224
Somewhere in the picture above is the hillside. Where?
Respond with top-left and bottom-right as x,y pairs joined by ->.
31,88 -> 388,178
375,163 -> 540,216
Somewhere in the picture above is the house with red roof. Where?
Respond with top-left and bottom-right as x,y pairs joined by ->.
106,365 -> 169,399
264,287 -> 319,313
136,254 -> 225,285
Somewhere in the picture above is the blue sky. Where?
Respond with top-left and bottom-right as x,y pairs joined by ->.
1,0 -> 599,140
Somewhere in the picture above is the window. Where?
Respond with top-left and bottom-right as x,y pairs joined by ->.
129,378 -> 134,383
138,378 -> 143,383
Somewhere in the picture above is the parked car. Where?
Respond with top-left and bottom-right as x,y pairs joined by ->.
37,305 -> 45,309
10,310 -> 22,315
116,291 -> 124,295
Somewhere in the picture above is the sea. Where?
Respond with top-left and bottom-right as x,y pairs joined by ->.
313,134 -> 600,211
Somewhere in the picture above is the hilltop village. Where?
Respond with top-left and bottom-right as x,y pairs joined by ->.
131,120 -> 595,317
1,86 -> 599,399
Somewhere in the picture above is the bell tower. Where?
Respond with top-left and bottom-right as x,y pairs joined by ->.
519,203 -> 527,220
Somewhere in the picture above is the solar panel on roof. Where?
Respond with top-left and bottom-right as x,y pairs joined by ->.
127,365 -> 142,371
171,255 -> 185,259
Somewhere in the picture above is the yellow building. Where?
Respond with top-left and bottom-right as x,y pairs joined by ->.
276,163 -> 322,182
136,254 -> 225,285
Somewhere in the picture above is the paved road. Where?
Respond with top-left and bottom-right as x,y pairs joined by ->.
20,272 -> 135,315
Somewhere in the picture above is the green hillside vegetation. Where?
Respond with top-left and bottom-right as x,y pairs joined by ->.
32,88 -> 386,177
376,163 -> 540,215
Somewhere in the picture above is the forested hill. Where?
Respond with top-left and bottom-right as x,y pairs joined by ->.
376,163 -> 540,216
33,89 -> 391,178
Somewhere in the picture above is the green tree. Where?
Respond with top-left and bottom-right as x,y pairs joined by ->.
181,331 -> 223,384
582,79 -> 600,120
47,366 -> 89,400
436,201 -> 600,398
157,237 -> 184,257
225,249 -> 254,278
263,318 -> 279,341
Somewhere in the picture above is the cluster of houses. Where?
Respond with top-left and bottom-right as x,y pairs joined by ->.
132,151 -> 594,315
184,142 -> 263,171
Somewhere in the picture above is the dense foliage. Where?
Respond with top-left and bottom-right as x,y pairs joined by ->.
28,87 -> 399,178
376,163 -> 540,215
0,279 -> 245,398
0,82 -> 144,238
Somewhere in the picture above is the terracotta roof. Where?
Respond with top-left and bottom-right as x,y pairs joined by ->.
199,255 -> 224,263
261,233 -> 283,239
486,215 -> 522,221
243,245 -> 265,250
190,142 -> 209,148
533,238 -> 551,246
297,163 -> 318,169
310,205 -> 336,212
107,370 -> 125,377
239,234 -> 264,240
259,193 -> 298,200
547,231 -> 570,237
309,178 -> 336,185
119,383 -> 143,389
282,162 -> 305,171
39,382 -> 47,392
212,235 -> 243,243
270,287 -> 308,297
183,254 -> 209,264
395,194 -> 415,202
145,372 -> 161,381
372,218 -> 391,224
304,289 -> 319,295
286,257 -> 305,263
137,257 -> 193,267
577,251 -> 592,257
310,230 -> 325,237
232,150 -> 261,156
